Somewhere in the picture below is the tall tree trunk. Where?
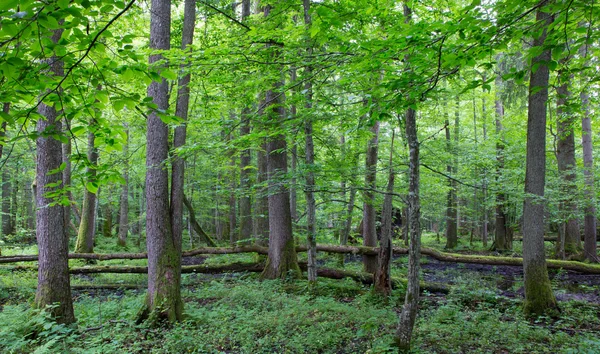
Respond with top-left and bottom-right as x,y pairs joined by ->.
363,120 -> 380,273
75,129 -> 99,253
555,76 -> 582,257
239,107 -> 253,244
522,5 -> 558,316
0,103 -> 8,161
289,69 -> 298,224
444,112 -> 458,249
260,4 -> 300,279
35,26 -> 75,324
395,106 -> 421,350
228,128 -> 237,245
375,130 -> 395,295
2,168 -> 13,236
481,74 -> 489,247
494,72 -> 511,251
139,0 -> 183,323
118,127 -> 130,247
580,44 -> 598,263
303,0 -> 317,283
255,145 -> 269,247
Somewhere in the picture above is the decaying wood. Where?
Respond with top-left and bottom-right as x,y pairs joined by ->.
2,244 -> 600,274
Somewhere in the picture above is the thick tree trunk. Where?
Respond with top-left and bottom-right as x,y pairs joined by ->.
261,5 -> 300,279
75,129 -> 99,253
374,131 -> 395,295
118,127 -> 129,247
522,5 -> 558,316
35,26 -> 75,324
494,70 -> 512,251
555,78 -> 582,257
303,0 -> 317,284
580,45 -> 597,262
363,120 -> 380,273
395,106 -> 421,350
139,0 -> 183,323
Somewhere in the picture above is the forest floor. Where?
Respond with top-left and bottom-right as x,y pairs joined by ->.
0,234 -> 599,353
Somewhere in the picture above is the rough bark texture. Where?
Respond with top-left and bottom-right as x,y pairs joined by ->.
580,45 -> 597,262
374,131 -> 395,295
171,0 -> 195,255
363,121 -> 380,273
522,5 -> 558,316
303,0 -> 317,284
35,27 -> 75,324
261,5 -> 300,279
494,71 -> 512,251
117,127 -> 129,247
75,129 -> 99,253
395,106 -> 421,350
140,0 -> 183,323
555,79 -> 581,257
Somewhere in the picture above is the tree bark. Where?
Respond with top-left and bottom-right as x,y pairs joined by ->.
363,120 -> 380,273
444,111 -> 458,249
139,0 -> 183,323
522,4 -> 558,316
254,145 -> 269,247
239,107 -> 253,244
75,129 -> 99,253
303,0 -> 317,283
118,127 -> 129,247
555,76 -> 582,257
375,130 -> 395,295
260,4 -> 300,280
2,168 -> 14,236
34,26 -> 75,324
171,0 -> 195,255
395,106 -> 421,350
580,44 -> 598,263
494,67 -> 512,251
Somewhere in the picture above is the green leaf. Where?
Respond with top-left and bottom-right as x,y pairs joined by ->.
0,0 -> 19,11
160,69 -> 178,81
86,182 -> 99,194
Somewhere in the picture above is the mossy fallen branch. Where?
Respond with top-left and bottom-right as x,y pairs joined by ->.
2,244 -> 599,274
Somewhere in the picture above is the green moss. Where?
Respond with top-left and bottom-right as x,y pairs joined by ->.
523,264 -> 559,317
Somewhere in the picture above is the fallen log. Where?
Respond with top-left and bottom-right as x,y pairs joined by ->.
2,244 -> 600,275
3,262 -> 448,293
298,263 -> 448,294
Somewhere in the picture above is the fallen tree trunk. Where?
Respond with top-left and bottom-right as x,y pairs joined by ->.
4,262 -> 448,293
2,244 -> 600,274
298,263 -> 448,294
